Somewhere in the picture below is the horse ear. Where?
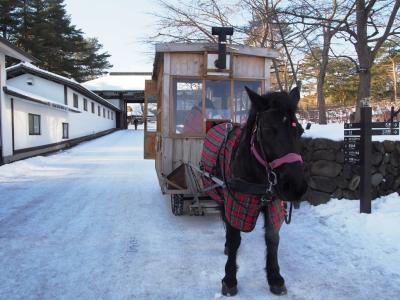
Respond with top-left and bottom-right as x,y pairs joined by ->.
289,87 -> 300,106
245,86 -> 266,110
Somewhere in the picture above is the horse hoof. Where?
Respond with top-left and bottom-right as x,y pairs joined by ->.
222,281 -> 238,297
269,284 -> 287,295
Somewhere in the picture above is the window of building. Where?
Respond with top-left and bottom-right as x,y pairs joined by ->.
73,93 -> 78,108
91,102 -> 95,113
98,105 -> 101,116
173,79 -> 203,135
111,112 -> 114,120
103,108 -> 106,118
108,110 -> 110,119
62,123 -> 69,139
83,98 -> 88,111
28,113 -> 41,135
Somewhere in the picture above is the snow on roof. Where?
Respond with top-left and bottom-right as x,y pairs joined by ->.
6,62 -> 121,111
82,73 -> 151,91
7,62 -> 79,84
0,36 -> 37,62
4,85 -> 80,113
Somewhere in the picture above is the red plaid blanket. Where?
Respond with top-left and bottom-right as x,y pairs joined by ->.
201,123 -> 285,233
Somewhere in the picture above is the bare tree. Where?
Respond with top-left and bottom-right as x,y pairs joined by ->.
241,0 -> 309,91
148,0 -> 239,44
282,0 -> 356,124
338,0 -> 400,119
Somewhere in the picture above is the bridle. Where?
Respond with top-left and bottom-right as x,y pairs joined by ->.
250,114 -> 303,195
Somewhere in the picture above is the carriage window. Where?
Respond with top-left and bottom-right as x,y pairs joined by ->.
205,80 -> 231,120
146,101 -> 158,132
234,81 -> 262,124
173,79 -> 203,135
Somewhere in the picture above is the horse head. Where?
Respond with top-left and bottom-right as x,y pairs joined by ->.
235,87 -> 307,203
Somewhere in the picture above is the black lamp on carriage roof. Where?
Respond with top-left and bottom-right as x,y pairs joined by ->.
211,26 -> 234,69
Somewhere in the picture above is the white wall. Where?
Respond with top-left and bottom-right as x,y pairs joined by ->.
107,98 -> 122,109
0,53 -> 13,158
5,75 -> 117,152
13,98 -> 68,149
65,87 -> 116,138
8,74 -> 65,104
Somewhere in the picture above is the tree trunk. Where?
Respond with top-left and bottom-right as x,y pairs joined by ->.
317,30 -> 331,124
354,0 -> 371,122
317,68 -> 327,124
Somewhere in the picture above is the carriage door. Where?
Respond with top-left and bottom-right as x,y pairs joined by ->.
144,80 -> 157,159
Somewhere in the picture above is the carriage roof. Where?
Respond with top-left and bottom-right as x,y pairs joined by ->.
151,43 -> 280,80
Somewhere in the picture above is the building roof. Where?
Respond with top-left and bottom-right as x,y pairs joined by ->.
0,36 -> 37,62
82,72 -> 152,92
7,63 -> 120,112
3,86 -> 80,113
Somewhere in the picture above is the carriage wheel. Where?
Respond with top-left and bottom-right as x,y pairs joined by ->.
171,194 -> 184,216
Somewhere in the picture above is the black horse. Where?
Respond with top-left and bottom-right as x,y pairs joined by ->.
201,87 -> 307,296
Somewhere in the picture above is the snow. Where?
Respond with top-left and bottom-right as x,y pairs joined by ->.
6,62 -> 121,111
0,130 -> 399,299
7,62 -> 79,84
83,73 -> 151,91
303,123 -> 400,141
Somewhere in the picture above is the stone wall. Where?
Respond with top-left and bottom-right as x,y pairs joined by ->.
301,138 -> 400,205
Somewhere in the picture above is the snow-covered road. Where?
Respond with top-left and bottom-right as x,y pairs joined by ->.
0,129 -> 399,300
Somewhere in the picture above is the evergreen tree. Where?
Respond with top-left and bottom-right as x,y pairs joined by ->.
324,58 -> 358,106
73,37 -> 112,81
3,0 -> 111,81
0,0 -> 21,39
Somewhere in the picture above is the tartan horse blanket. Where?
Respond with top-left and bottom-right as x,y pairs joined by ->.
200,123 -> 285,233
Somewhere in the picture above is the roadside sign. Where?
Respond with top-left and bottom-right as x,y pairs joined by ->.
372,128 -> 399,135
371,121 -> 399,128
344,123 -> 399,136
344,123 -> 361,129
344,156 -> 360,164
343,110 -> 399,214
344,121 -> 399,129
344,143 -> 360,150
344,150 -> 360,156
344,129 -> 361,136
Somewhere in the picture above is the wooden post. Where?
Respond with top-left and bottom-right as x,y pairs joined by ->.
359,106 -> 372,214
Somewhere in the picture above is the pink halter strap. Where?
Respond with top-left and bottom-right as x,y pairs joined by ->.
250,127 -> 303,169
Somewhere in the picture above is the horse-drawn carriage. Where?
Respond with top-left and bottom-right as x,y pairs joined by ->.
143,38 -> 279,216
143,32 -> 309,296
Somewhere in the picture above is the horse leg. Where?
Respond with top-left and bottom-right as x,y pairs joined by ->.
264,212 -> 287,295
221,219 -> 241,296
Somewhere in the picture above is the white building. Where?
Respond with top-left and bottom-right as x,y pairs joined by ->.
1,62 -> 120,163
0,37 -> 37,164
83,72 -> 151,128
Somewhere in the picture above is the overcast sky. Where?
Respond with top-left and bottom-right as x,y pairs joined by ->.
64,0 -> 160,72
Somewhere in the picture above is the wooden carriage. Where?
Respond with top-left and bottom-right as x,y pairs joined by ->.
144,42 -> 278,215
